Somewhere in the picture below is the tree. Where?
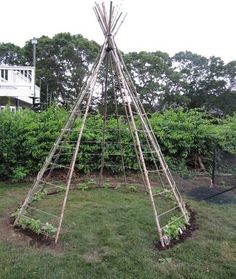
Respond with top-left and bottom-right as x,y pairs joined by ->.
172,51 -> 236,114
124,51 -> 188,111
22,33 -> 100,105
0,43 -> 23,65
0,37 -> 235,114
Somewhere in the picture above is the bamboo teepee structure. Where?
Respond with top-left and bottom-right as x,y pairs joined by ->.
13,1 -> 189,247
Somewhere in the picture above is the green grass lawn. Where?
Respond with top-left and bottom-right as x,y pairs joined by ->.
0,182 -> 235,279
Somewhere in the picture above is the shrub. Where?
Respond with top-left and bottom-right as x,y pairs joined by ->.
0,107 -> 235,182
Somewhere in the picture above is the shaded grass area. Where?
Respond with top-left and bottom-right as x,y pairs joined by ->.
187,186 -> 236,204
0,182 -> 236,279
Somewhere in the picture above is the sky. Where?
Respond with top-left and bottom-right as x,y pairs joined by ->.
1,0 -> 236,62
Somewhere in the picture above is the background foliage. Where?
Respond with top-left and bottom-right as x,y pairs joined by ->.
0,33 -> 235,181
0,33 -> 235,114
0,107 -> 235,182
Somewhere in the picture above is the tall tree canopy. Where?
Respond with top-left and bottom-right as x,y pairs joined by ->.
0,43 -> 23,65
172,51 -> 236,114
0,35 -> 235,114
23,33 -> 100,105
124,51 -> 183,112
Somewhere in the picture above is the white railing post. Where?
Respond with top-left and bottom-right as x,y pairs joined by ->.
31,68 -> 35,94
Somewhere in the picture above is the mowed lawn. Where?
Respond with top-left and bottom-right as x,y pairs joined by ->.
0,182 -> 235,279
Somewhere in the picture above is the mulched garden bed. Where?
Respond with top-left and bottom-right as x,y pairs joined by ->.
9,217 -> 54,247
155,206 -> 198,251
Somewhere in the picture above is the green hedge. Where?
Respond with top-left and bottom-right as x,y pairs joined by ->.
0,107 -> 235,182
0,107 -> 67,181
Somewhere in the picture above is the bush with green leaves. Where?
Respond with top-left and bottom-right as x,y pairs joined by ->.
150,109 -> 213,170
0,106 -> 67,180
207,113 -> 236,153
0,107 -> 235,182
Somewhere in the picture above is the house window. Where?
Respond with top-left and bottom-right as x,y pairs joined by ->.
1,69 -> 8,81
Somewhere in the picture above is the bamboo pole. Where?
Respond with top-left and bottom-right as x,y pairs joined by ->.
95,2 -> 108,32
110,2 -> 121,31
102,2 -> 109,29
55,90 -> 93,243
55,45 -> 107,243
110,29 -> 189,240
114,13 -> 127,37
138,122 -> 166,189
111,12 -> 123,33
111,38 -> 189,223
93,7 -> 106,36
110,42 -> 165,247
111,59 -> 128,186
99,53 -> 109,187
14,41 -> 108,226
108,1 -> 113,34
111,59 -> 147,189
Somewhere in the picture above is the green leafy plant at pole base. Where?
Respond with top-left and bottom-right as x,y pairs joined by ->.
32,189 -> 48,201
152,188 -> 175,200
79,183 -> 89,191
163,191 -> 175,201
163,216 -> 186,243
78,179 -> 98,191
57,187 -> 66,193
18,216 -> 56,236
86,179 -> 96,185
42,222 -> 57,236
127,184 -> 138,192
18,217 -> 42,234
28,219 -> 42,234
18,217 -> 31,229
10,208 -> 22,218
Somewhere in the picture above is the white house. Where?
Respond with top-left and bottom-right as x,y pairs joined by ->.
0,65 -> 40,111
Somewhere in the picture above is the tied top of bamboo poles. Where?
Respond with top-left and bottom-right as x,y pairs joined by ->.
93,1 -> 127,37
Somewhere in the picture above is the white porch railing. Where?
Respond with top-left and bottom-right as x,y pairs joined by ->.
0,65 -> 40,105
0,66 -> 35,89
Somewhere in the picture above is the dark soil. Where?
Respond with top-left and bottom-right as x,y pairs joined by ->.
14,226 -> 53,247
0,216 -> 63,254
155,206 -> 198,251
9,217 -> 55,247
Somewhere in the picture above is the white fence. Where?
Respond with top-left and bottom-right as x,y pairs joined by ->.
0,65 -> 40,106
